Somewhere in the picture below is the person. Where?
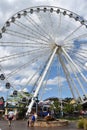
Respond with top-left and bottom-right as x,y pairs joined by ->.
27,112 -> 37,127
7,111 -> 14,127
27,113 -> 32,127
34,112 -> 37,120
51,109 -> 54,118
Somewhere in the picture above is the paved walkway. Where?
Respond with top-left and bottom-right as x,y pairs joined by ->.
0,120 -> 82,130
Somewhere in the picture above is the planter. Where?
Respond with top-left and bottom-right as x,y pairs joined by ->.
34,119 -> 68,127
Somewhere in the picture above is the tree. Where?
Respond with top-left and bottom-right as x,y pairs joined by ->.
50,98 -> 60,112
63,103 -> 74,114
75,103 -> 82,112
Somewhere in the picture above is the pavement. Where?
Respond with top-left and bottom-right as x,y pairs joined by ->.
0,120 -> 83,130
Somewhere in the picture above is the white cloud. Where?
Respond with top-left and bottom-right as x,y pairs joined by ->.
6,0 -> 17,3
47,76 -> 66,85
22,88 -> 28,92
44,87 -> 52,91
85,62 -> 87,67
0,86 -> 7,92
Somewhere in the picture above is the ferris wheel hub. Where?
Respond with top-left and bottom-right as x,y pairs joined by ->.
56,41 -> 64,47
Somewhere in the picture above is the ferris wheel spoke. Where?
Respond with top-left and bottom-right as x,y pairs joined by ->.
6,49 -> 51,79
21,63 -> 46,92
64,42 -> 87,50
14,20 -> 50,41
39,65 -> 51,101
36,10 -> 58,43
53,12 -> 62,41
21,52 -> 52,92
73,55 -> 87,72
6,29 -> 49,44
25,14 -> 53,40
65,46 -> 87,57
39,51 -> 54,99
64,33 -> 87,44
5,31 -> 42,43
61,47 -> 87,82
27,46 -> 58,113
0,41 -> 49,48
60,54 -> 84,101
57,57 -> 61,99
74,58 -> 87,73
57,12 -> 62,35
70,54 -> 86,68
36,12 -> 52,40
48,12 -> 55,38
63,25 -> 82,42
0,47 -> 50,62
65,47 -> 87,66
7,57 -> 39,78
62,49 -> 87,98
58,54 -> 84,101
74,50 -> 87,59
30,59 -> 51,94
58,54 -> 76,99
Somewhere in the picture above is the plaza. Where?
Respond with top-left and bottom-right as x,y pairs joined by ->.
0,120 -> 82,130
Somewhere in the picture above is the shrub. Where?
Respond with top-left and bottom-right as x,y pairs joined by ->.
84,119 -> 87,130
77,118 -> 87,130
79,116 -> 83,119
77,119 -> 84,129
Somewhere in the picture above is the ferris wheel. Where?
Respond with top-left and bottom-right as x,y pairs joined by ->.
0,6 -> 87,113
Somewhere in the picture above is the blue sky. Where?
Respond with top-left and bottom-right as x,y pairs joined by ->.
0,0 -> 87,101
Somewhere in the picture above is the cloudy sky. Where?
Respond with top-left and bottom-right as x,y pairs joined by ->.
0,0 -> 87,28
0,0 -> 87,101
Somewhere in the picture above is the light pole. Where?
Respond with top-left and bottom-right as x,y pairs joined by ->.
60,98 -> 63,117
35,95 -> 39,115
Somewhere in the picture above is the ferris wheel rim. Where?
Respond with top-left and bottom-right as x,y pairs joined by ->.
0,5 -> 87,36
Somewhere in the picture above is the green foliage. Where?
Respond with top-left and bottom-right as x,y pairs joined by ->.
84,119 -> 87,130
77,119 -> 84,128
64,97 -> 72,103
63,103 -> 74,114
50,97 -> 82,115
18,107 -> 27,119
75,103 -> 82,111
77,118 -> 87,130
6,91 -> 31,119
54,100 -> 60,112
6,91 -> 31,107
50,99 -> 60,112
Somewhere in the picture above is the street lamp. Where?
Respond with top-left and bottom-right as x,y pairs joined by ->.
60,98 -> 63,117
35,95 -> 39,115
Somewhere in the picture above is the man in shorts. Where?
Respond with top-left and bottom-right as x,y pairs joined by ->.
7,111 -> 14,127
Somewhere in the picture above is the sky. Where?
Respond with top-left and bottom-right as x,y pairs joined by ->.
0,0 -> 87,101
